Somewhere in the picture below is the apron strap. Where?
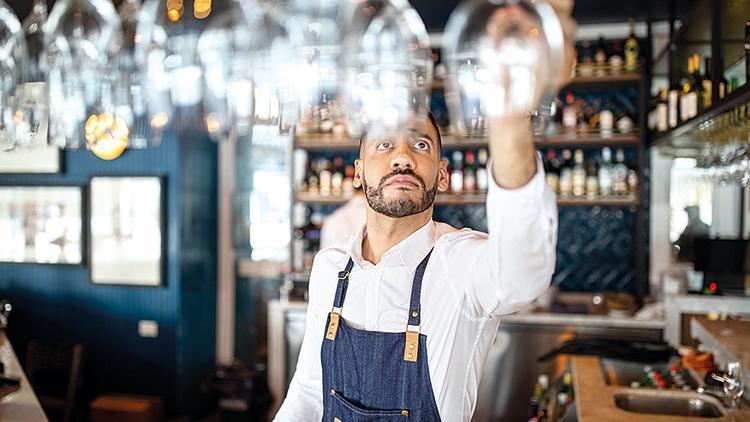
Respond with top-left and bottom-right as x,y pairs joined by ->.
325,258 -> 354,342
332,258 -> 355,310
404,248 -> 433,362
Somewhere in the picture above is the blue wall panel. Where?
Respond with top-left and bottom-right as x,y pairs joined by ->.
0,131 -> 218,417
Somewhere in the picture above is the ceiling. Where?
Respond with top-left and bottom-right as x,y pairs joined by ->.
7,0 -> 696,32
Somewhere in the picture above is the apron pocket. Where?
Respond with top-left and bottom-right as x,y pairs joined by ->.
329,389 -> 409,421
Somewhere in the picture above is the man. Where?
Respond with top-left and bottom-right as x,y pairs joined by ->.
276,3 -> 575,420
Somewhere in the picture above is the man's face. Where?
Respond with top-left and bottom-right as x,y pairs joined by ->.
353,117 -> 449,218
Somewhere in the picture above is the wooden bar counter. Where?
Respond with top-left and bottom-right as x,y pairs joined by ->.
0,331 -> 47,421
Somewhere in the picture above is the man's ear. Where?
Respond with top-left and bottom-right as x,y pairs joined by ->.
353,158 -> 363,189
437,158 -> 449,192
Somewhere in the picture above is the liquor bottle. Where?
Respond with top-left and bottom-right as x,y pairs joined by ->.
616,112 -> 634,134
463,150 -> 477,192
627,168 -> 639,196
745,20 -> 750,81
307,160 -> 320,194
331,156 -> 345,196
557,372 -> 575,418
528,374 -> 549,422
600,109 -> 614,136
690,54 -> 705,115
598,147 -> 614,196
544,149 -> 561,194
680,56 -> 696,122
318,158 -> 332,195
343,165 -> 355,196
450,151 -> 464,194
613,148 -> 629,195
701,57 -> 713,109
656,88 -> 668,132
571,149 -> 586,197
594,36 -> 607,76
585,159 -> 599,199
668,79 -> 680,128
609,40 -> 624,74
477,148 -> 489,191
559,149 -> 573,197
625,20 -> 639,72
305,212 -> 323,269
579,41 -> 595,76
562,92 -> 577,132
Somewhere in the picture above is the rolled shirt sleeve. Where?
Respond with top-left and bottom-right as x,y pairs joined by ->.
442,153 -> 558,318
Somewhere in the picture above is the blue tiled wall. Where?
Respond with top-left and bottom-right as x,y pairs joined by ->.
0,131 -> 217,417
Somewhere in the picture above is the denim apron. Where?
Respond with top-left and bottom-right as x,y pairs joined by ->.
320,249 -> 441,421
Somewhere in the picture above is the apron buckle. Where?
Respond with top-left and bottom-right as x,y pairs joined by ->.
326,312 -> 341,341
403,330 -> 419,362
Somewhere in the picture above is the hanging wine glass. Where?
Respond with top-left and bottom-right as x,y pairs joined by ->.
198,0 -> 298,142
341,0 -> 432,138
45,0 -> 122,150
14,0 -> 47,147
136,0 -> 205,139
279,0 -> 348,137
108,0 -> 150,149
443,0 -> 564,137
0,0 -> 27,151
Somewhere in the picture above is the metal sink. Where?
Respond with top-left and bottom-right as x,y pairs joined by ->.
614,390 -> 725,418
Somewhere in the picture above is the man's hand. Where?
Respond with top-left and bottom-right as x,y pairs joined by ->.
488,0 -> 577,189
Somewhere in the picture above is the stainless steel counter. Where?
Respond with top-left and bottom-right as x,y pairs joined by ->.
267,300 -> 664,421
0,331 -> 47,421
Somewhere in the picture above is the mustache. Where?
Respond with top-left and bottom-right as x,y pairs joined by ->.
378,168 -> 426,190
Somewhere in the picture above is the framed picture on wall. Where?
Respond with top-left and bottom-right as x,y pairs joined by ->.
0,144 -> 61,174
0,186 -> 83,264
89,176 -> 164,286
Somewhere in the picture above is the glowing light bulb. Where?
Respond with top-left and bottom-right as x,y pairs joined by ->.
85,112 -> 129,160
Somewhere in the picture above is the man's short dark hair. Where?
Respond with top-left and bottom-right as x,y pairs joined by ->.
359,111 -> 443,157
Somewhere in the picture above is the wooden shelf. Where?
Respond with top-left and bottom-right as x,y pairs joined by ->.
295,192 -> 640,207
294,132 -> 641,151
535,132 -> 641,148
565,72 -> 642,88
650,84 -> 750,149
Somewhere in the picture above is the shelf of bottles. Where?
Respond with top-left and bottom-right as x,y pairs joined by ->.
295,146 -> 640,207
649,0 -> 750,149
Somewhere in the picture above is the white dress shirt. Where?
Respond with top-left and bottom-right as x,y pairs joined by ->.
275,157 -> 558,421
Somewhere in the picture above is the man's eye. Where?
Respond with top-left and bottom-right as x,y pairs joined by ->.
377,141 -> 392,150
415,140 -> 429,150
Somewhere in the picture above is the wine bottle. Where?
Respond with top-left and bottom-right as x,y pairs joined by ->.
463,150 -> 477,193
625,20 -> 639,72
656,88 -> 668,132
701,57 -> 713,110
668,79 -> 680,128
745,20 -> 750,81
562,92 -> 577,132
594,36 -> 608,76
598,147 -> 614,197
571,149 -> 586,197
450,151 -> 464,194
477,148 -> 489,191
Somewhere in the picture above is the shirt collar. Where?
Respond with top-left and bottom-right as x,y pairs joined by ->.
346,220 -> 436,270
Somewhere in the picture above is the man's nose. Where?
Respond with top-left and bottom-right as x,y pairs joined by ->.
390,144 -> 415,171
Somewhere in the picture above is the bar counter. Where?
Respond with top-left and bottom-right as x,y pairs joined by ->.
0,331 -> 46,421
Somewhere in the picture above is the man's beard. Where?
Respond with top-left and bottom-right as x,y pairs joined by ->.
363,168 -> 437,218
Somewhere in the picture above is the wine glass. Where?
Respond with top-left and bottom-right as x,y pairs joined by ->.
340,0 -> 432,139
45,0 -> 122,150
0,0 -> 27,151
15,0 -> 47,147
198,0 -> 297,142
443,0 -> 564,137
